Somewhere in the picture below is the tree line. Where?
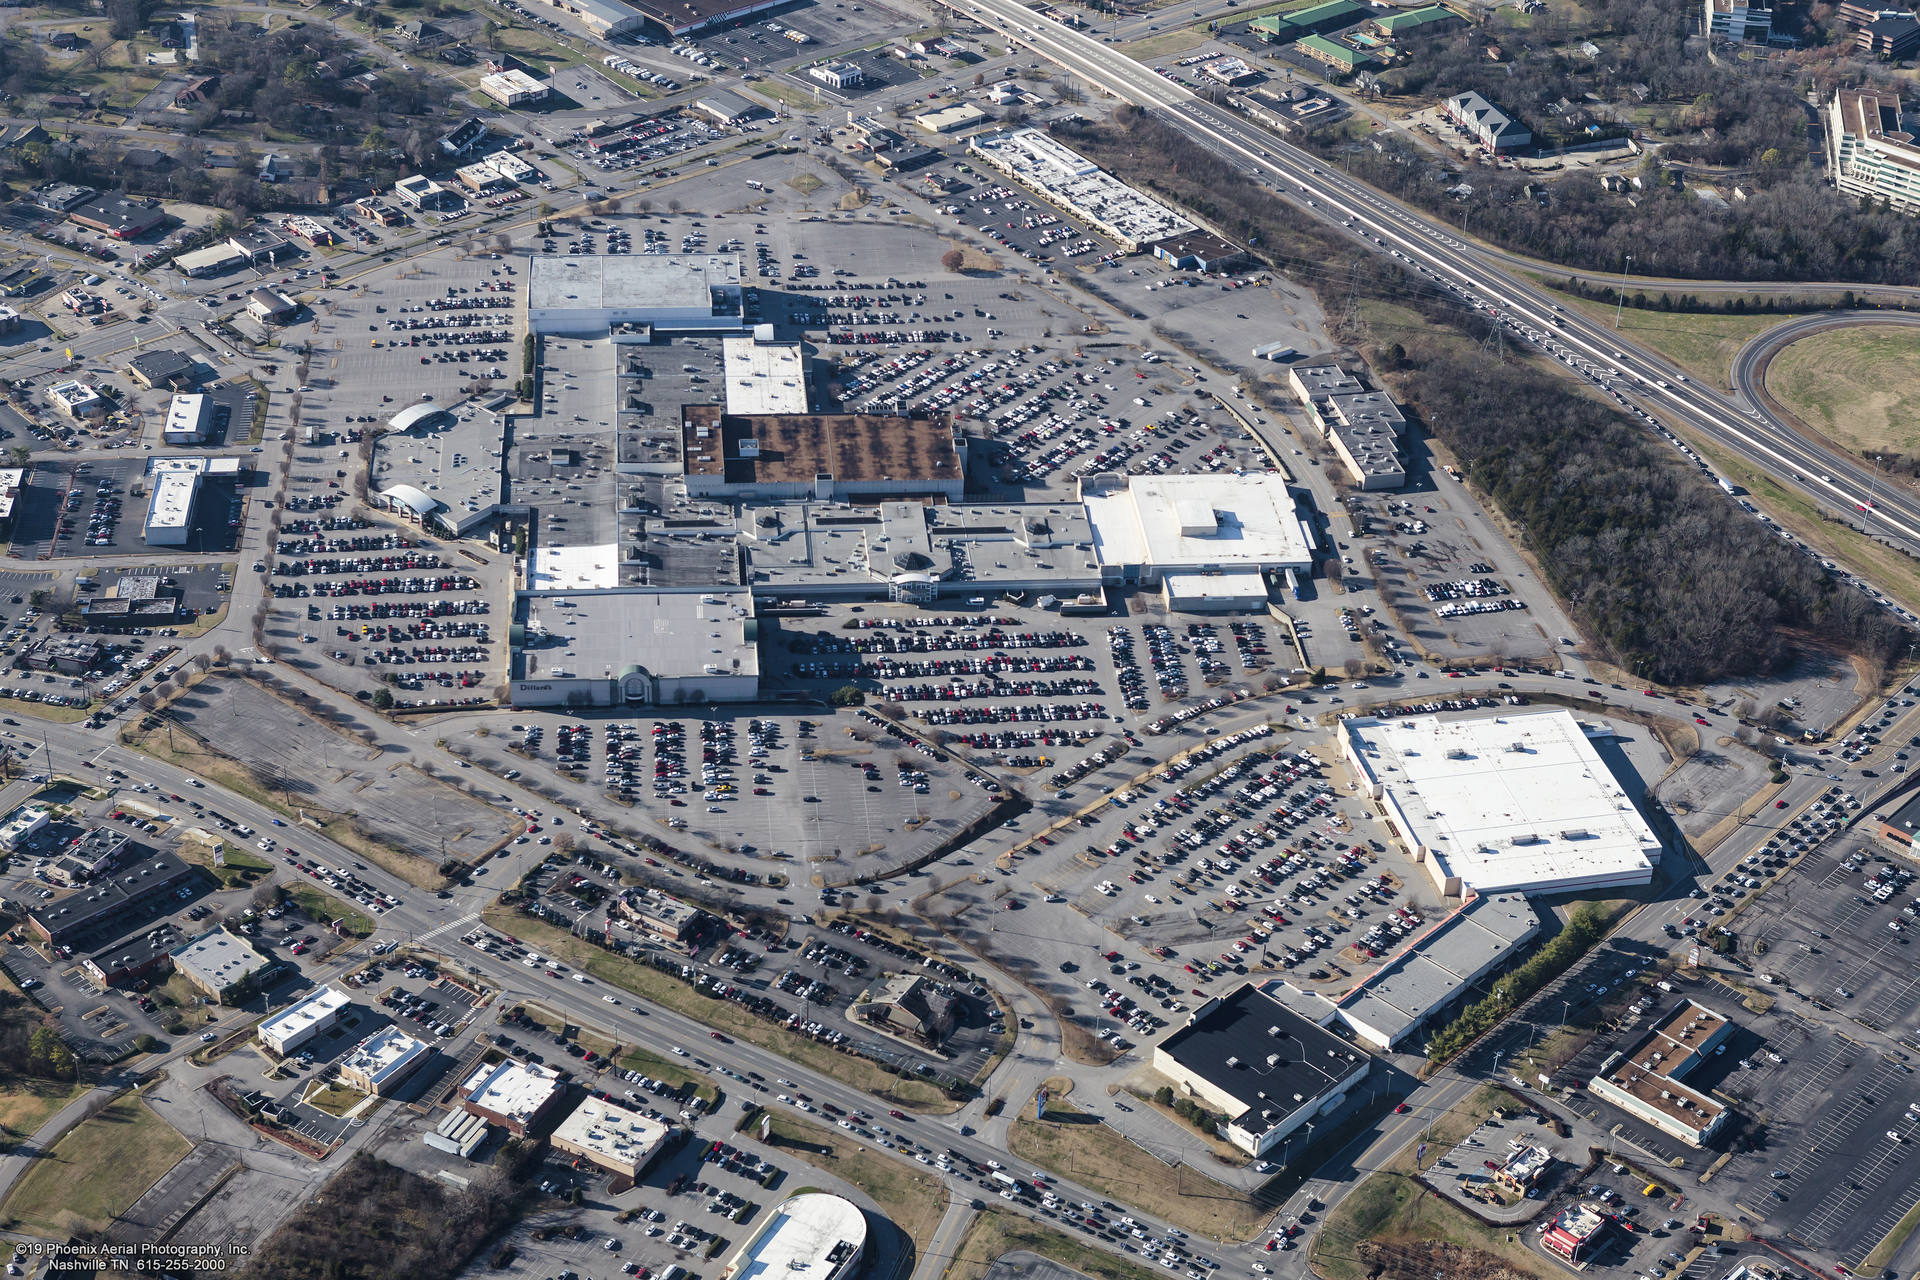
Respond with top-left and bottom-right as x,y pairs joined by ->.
1055,110 -> 1906,685
1289,0 -> 1920,284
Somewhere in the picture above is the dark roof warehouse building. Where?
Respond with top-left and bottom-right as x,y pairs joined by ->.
1151,982 -> 1371,1159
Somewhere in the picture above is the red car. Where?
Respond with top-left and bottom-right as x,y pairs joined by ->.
1775,799 -> 1788,809
888,1109 -> 906,1119
1394,1103 -> 1410,1114
710,1031 -> 729,1042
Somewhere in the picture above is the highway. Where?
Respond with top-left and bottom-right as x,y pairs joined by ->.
936,0 -> 1920,582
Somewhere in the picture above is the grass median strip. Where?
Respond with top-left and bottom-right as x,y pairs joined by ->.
949,1209 -> 1166,1280
753,1110 -> 946,1253
1005,1112 -> 1266,1240
483,906 -> 958,1113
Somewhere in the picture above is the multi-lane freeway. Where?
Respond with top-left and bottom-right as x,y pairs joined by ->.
938,0 -> 1920,575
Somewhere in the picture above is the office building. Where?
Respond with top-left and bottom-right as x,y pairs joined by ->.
1151,983 -> 1370,1158
461,1059 -> 566,1135
549,1095 -> 672,1177
170,929 -> 276,1003
1705,0 -> 1771,39
857,973 -> 957,1046
257,985 -> 351,1056
339,1026 -> 432,1095
1340,710 -> 1662,897
481,69 -> 549,106
128,349 -> 198,390
1828,89 -> 1920,214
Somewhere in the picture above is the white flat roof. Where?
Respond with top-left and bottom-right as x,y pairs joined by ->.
551,1095 -> 671,1169
528,543 -> 620,592
727,1194 -> 868,1280
1343,710 -> 1660,894
1084,474 -> 1313,572
722,336 -> 808,415
259,985 -> 349,1046
164,393 -> 209,437
49,381 -> 100,408
1163,569 -> 1269,601
342,1025 -> 430,1089
146,471 -> 199,531
482,69 -> 546,92
170,929 -> 272,990
462,1059 -> 562,1124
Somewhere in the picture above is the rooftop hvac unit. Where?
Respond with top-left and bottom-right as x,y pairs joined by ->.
1292,1093 -> 1304,1103
1267,1054 -> 1282,1068
1226,1056 -> 1240,1068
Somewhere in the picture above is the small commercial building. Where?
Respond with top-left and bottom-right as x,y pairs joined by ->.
49,381 -> 105,421
721,1194 -> 866,1280
1151,983 -> 1370,1158
83,925 -> 182,987
461,1059 -> 566,1135
857,973 -> 957,1046
69,195 -> 168,240
482,69 -> 550,106
227,224 -> 294,267
247,288 -> 299,325
162,393 -> 212,445
144,468 -> 201,546
339,1025 -> 432,1096
550,1095 -> 672,1177
174,243 -> 246,277
0,805 -> 50,852
128,349 -> 199,391
808,61 -> 866,90
1493,1144 -> 1554,1194
257,985 -> 351,1057
611,888 -> 708,944
170,929 -> 276,1003
1586,1001 -> 1732,1146
1543,1203 -> 1611,1263
916,102 -> 989,134
696,91 -> 765,125
1149,232 -> 1249,273
969,128 -> 1196,252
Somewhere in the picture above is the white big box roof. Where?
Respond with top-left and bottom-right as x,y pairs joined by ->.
1341,710 -> 1660,896
1084,474 -> 1313,576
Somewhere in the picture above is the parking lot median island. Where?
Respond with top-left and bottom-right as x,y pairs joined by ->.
755,1110 -> 947,1254
619,1045 -> 718,1102
480,905 -> 960,1113
949,1210 -> 1167,1280
1005,1112 -> 1266,1241
0,1092 -> 191,1237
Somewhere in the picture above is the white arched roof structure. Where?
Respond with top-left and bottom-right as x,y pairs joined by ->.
389,402 -> 446,431
381,483 -> 441,517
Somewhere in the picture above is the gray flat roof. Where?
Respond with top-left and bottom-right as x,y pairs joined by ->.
517,588 -> 758,683
530,254 -> 741,314
1335,894 -> 1541,1046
